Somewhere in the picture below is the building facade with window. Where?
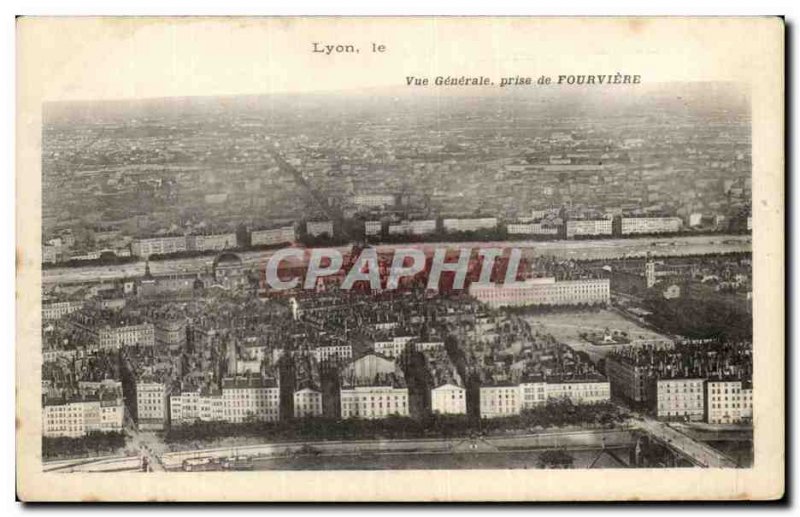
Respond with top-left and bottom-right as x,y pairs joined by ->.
340,386 -> 409,419
431,383 -> 467,415
480,384 -> 521,419
652,378 -> 705,421
469,278 -> 610,308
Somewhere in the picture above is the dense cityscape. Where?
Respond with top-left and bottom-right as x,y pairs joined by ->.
40,84 -> 754,472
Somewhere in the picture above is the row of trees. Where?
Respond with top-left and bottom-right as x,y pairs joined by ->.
164,415 -> 466,445
42,431 -> 126,460
42,254 -> 138,269
503,303 -> 608,316
644,296 -> 752,341
482,400 -> 628,431
163,400 -> 627,445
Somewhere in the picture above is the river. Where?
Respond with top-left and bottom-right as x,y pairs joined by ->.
42,234 -> 751,285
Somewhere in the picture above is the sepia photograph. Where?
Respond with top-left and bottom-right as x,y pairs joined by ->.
15,16 -> 784,502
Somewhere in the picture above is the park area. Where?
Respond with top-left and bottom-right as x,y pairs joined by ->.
523,308 -> 673,362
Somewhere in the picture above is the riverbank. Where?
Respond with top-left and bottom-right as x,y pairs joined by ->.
158,427 -> 638,468
182,447 -> 639,471
42,234 -> 751,285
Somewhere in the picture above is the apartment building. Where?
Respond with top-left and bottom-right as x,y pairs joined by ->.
621,217 -> 683,235
251,225 -> 296,246
43,395 -> 124,438
136,381 -> 170,430
652,378 -> 705,421
186,232 -> 237,252
352,194 -> 395,209
340,385 -> 409,419
364,221 -> 382,236
518,380 -> 548,409
545,377 -> 611,404
507,223 -> 559,235
409,220 -> 437,235
443,217 -> 498,233
293,387 -> 324,418
311,344 -> 353,363
306,221 -> 334,237
430,383 -> 467,415
604,356 -> 652,403
389,219 -> 437,236
131,235 -> 187,258
469,278 -> 610,309
373,336 -> 415,359
155,319 -> 187,350
42,300 -> 84,321
566,219 -> 613,238
479,384 -> 521,419
706,379 -> 753,424
221,376 -> 280,423
98,322 -> 155,350
170,387 -> 224,426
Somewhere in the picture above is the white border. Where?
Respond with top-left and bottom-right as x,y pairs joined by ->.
5,1 -> 795,515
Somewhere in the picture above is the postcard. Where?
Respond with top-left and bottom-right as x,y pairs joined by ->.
16,16 -> 784,501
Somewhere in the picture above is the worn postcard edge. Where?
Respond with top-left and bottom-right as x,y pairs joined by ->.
15,16 -> 785,502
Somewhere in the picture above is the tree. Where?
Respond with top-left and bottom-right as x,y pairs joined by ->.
537,448 -> 574,469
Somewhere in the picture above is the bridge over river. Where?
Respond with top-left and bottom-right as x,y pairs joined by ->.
634,418 -> 739,468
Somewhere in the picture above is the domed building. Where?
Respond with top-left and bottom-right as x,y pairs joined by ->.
212,252 -> 245,290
